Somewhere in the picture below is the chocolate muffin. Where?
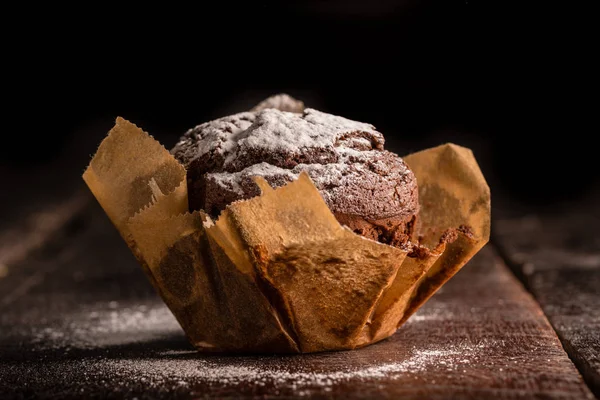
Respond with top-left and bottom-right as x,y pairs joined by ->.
171,97 -> 419,248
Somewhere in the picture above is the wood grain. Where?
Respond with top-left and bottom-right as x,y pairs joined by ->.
0,205 -> 593,399
0,191 -> 89,282
495,210 -> 600,398
0,125 -> 105,279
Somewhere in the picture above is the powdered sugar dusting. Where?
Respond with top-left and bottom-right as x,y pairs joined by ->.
405,305 -> 456,324
222,109 -> 382,167
72,339 -> 491,398
172,107 -> 383,171
250,93 -> 305,113
28,301 -> 181,350
171,111 -> 256,168
304,108 -> 379,140
189,348 -> 465,384
172,100 -> 418,221
205,148 -> 415,220
210,162 -> 296,196
14,295 -> 494,396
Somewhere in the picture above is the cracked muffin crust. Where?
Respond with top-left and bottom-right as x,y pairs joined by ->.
171,99 -> 419,247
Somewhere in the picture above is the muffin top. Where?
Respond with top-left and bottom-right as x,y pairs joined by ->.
171,107 -> 418,221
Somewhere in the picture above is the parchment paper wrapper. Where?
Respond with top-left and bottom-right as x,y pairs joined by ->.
83,117 -> 490,353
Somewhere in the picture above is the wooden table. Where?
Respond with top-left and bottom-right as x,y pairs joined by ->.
1,160 -> 598,399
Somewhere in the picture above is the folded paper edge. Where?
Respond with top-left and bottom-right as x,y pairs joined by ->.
83,116 -> 491,353
83,116 -> 187,239
398,143 -> 491,325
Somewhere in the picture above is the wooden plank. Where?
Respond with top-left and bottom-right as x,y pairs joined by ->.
0,191 -> 89,281
0,124 -> 105,279
495,208 -> 600,398
0,205 -> 593,399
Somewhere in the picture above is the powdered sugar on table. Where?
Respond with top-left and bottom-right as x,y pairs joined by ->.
13,296 -> 500,397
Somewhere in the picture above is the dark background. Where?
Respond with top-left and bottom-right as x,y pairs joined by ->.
2,1 -> 597,210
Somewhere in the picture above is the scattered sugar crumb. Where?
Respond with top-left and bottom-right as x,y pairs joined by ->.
29,302 -> 181,350
91,343 -> 483,393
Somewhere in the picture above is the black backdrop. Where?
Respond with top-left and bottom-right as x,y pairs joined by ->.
2,2 -> 597,208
